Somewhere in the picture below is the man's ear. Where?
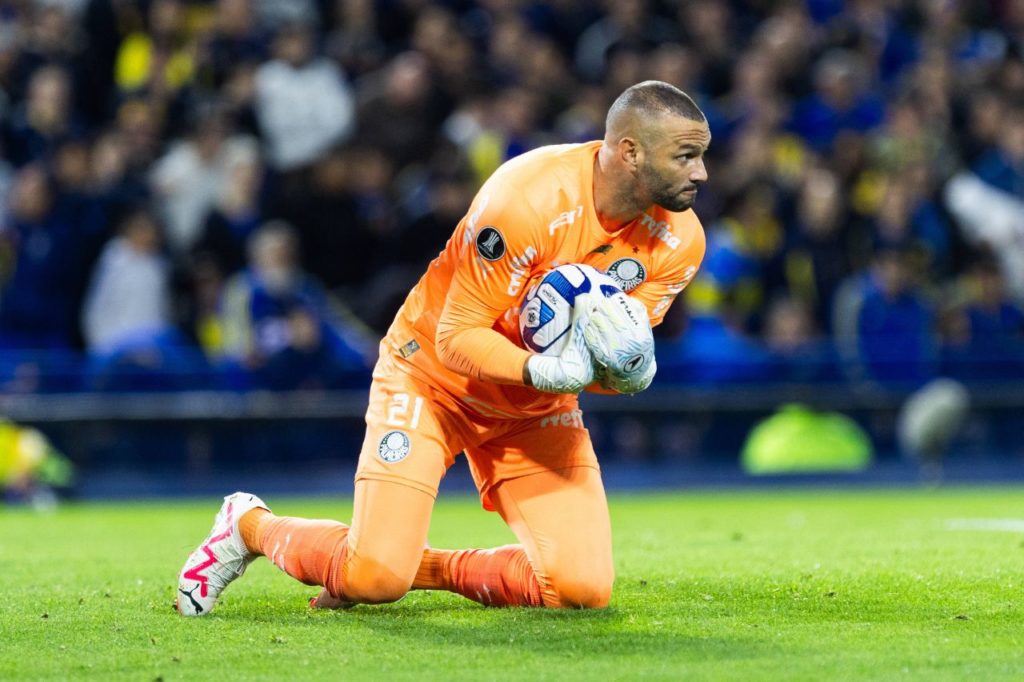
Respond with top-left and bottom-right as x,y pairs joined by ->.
619,137 -> 640,172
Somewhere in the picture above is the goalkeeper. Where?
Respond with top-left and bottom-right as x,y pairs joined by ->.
177,80 -> 709,614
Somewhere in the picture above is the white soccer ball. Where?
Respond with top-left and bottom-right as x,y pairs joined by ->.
519,263 -> 622,355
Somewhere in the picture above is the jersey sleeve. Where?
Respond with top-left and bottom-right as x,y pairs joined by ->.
630,221 -> 706,328
435,186 -> 549,385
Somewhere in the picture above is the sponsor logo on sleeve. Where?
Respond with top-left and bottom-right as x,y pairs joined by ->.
476,226 -> 506,261
506,246 -> 538,295
606,257 -> 647,292
378,430 -> 411,463
651,266 -> 699,318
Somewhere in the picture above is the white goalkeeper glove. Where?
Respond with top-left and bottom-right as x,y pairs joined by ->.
525,293 -> 598,394
583,292 -> 657,394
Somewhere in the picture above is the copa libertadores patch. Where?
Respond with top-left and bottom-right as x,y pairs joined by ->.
475,226 -> 506,261
378,430 -> 411,463
606,257 -> 647,291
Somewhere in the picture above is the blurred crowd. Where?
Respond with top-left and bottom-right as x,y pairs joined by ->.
0,0 -> 1022,393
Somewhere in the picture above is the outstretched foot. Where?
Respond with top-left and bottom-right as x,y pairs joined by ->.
176,492 -> 268,616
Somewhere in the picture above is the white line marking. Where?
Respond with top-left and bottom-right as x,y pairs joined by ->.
945,518 -> 1024,533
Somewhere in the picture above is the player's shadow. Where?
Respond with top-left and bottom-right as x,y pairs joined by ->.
305,593 -> 768,663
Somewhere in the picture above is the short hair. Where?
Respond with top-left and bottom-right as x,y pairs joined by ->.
606,81 -> 706,130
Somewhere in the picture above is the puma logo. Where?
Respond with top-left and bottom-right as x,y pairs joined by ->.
178,585 -> 204,614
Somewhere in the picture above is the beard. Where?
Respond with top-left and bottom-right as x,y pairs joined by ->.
639,163 -> 697,212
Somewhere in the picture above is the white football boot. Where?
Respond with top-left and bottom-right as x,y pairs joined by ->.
176,492 -> 268,616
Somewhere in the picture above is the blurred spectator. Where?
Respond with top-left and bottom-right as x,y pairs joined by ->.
0,165 -> 82,349
868,95 -> 950,176
149,109 -> 258,256
748,5 -> 815,101
80,209 -> 204,391
90,129 -> 149,222
409,6 -> 489,100
971,104 -> 1024,197
762,296 -> 837,382
280,147 -> 374,296
177,252 -> 227,356
767,167 -> 851,330
5,65 -> 81,167
346,143 -> 396,230
51,138 -> 115,312
574,0 -> 680,82
921,0 -> 1007,82
81,209 -> 172,352
855,173 -> 947,277
324,0 -> 387,78
114,97 -> 165,174
254,21 -> 354,173
114,0 -> 195,98
943,252 -> 1024,379
789,49 -> 885,154
355,51 -> 449,172
674,0 -> 735,96
200,0 -> 267,89
192,145 -> 264,275
960,89 -> 1007,164
16,4 -> 82,90
699,180 -> 783,330
852,247 -> 937,383
217,221 -> 374,389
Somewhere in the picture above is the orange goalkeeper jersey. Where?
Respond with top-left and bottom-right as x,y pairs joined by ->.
380,141 -> 706,419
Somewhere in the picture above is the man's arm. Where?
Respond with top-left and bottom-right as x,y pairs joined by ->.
433,186 -> 541,385
433,187 -> 595,393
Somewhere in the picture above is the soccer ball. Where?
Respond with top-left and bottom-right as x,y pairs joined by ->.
519,263 -> 622,355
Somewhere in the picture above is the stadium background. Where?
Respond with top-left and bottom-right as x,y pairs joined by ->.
0,0 -> 1022,498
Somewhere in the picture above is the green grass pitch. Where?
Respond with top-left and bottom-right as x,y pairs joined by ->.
2,487 -> 1023,681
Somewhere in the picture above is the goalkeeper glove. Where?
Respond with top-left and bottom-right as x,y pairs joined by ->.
525,293 -> 598,394
584,292 -> 657,394
595,355 -> 657,394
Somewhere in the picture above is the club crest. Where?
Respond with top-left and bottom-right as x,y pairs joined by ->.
606,257 -> 647,291
378,430 -> 411,463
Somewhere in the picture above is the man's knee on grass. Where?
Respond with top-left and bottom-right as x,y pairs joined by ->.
544,572 -> 613,609
341,557 -> 414,604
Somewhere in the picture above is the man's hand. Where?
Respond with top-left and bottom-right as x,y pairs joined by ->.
584,293 -> 656,394
524,293 -> 598,394
595,355 -> 657,393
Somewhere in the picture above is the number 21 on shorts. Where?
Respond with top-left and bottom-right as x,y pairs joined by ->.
385,393 -> 424,429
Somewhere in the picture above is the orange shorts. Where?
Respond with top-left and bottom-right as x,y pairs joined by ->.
354,354 -> 599,510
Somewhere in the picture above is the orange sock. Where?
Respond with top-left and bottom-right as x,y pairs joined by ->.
413,544 -> 543,607
238,509 -> 350,597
